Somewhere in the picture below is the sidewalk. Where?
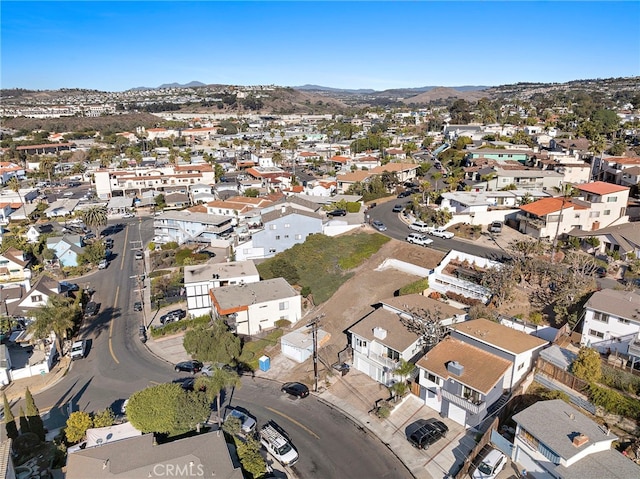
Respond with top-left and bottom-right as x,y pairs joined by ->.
2,356 -> 71,404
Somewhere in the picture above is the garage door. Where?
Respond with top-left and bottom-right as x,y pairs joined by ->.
423,386 -> 442,412
448,402 -> 467,426
513,447 -> 555,479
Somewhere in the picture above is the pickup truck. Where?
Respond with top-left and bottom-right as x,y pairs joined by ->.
259,422 -> 298,466
70,340 -> 86,360
428,228 -> 455,239
489,221 -> 503,233
406,233 -> 434,246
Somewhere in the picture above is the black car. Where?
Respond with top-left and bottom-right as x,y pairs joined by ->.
281,382 -> 309,398
175,360 -> 203,374
408,418 -> 449,449
397,190 -> 411,198
133,301 -> 143,312
161,309 -> 186,325
327,208 -> 347,217
60,281 -> 79,292
84,301 -> 99,317
178,377 -> 207,392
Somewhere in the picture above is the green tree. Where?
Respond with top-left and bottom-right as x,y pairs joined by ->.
222,415 -> 241,437
18,406 -> 30,435
210,367 -> 241,424
267,257 -> 300,285
78,240 -> 106,266
236,437 -> 267,478
3,393 -> 18,440
28,295 -> 79,355
571,347 -> 602,382
24,387 -> 45,441
7,177 -> 27,220
92,408 -> 115,428
244,188 -> 259,198
81,205 -> 108,236
65,411 -> 92,444
183,321 -> 241,365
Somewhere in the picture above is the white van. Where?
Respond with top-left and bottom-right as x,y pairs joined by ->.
259,422 -> 298,466
409,221 -> 431,233
70,340 -> 87,360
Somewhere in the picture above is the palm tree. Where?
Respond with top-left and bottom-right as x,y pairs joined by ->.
7,177 -> 27,220
81,205 -> 108,236
210,367 -> 241,424
28,295 -> 79,354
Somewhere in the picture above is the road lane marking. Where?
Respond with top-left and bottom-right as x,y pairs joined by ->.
109,286 -> 120,364
120,223 -> 129,269
148,381 -> 161,385
265,406 -> 320,439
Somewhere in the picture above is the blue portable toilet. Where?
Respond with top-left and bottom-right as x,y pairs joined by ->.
258,355 -> 270,372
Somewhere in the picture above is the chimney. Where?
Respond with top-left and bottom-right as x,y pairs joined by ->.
573,434 -> 589,447
447,361 -> 464,376
373,327 -> 387,339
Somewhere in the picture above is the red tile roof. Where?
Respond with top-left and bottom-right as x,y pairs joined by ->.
576,181 -> 629,195
519,197 -> 574,217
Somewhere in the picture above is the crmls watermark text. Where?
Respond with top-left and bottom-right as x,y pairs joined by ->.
152,463 -> 205,477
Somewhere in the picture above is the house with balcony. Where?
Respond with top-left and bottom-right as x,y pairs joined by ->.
234,206 -> 322,261
480,167 -> 564,192
209,277 -> 301,336
348,294 -> 465,387
153,210 -> 233,245
184,261 -> 260,318
580,288 -> 640,368
0,248 -> 31,283
511,399 -> 640,479
568,222 -> 640,260
594,156 -> 640,186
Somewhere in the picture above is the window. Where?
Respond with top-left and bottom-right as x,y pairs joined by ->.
279,301 -> 289,311
604,210 -> 611,216
355,338 -> 367,348
275,235 -> 280,240
517,363 -> 525,370
32,295 -> 42,302
426,372 -> 438,384
386,348 -> 400,361
295,234 -> 302,240
592,311 -> 609,323
284,235 -> 289,239
588,329 -> 604,339
270,225 -> 277,230
607,196 -> 617,202
268,248 -> 276,253
284,223 -> 290,228
618,318 -> 630,325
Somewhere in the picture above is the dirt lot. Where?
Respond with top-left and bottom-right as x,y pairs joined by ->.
269,236 -> 447,383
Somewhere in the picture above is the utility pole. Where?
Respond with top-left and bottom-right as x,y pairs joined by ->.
307,313 -> 325,392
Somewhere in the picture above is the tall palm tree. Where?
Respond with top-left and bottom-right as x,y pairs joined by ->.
211,367 -> 241,424
7,177 -> 27,220
28,295 -> 79,354
81,205 -> 108,236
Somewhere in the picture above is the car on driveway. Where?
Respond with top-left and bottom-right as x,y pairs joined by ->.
60,281 -> 79,292
489,221 -> 503,234
327,208 -> 347,217
406,233 -> 433,246
281,382 -> 309,398
174,360 -> 203,374
472,448 -> 507,479
371,220 -> 387,232
428,227 -> 455,239
392,204 -> 404,213
408,418 -> 448,449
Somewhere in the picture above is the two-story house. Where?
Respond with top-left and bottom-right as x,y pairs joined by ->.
46,235 -> 84,267
184,261 -> 260,318
595,156 -> 640,186
416,318 -> 548,428
0,248 -> 31,283
209,277 -> 301,336
580,289 -> 640,365
512,399 -> 640,479
348,294 -> 465,386
568,222 -> 640,260
235,206 -> 322,261
153,210 -> 234,245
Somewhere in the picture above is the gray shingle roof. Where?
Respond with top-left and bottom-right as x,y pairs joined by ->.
585,289 -> 640,322
554,447 -> 640,479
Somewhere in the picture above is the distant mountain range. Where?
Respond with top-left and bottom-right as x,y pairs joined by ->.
129,81 -> 206,91
293,84 -> 489,94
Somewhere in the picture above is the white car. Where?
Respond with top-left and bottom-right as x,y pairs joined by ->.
225,408 -> 256,434
409,221 -> 431,233
70,340 -> 87,360
98,259 -> 108,269
428,227 -> 454,239
122,212 -> 135,218
406,233 -> 433,246
472,448 -> 507,479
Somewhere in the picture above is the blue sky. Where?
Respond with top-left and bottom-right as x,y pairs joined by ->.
2,1 -> 639,92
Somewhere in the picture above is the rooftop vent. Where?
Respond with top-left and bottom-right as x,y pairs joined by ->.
573,434 -> 589,447
373,327 -> 387,340
447,361 -> 464,376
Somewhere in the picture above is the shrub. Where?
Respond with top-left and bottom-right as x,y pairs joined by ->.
150,315 -> 210,338
398,279 -> 429,296
161,242 -> 179,251
444,291 -> 482,306
587,383 -> 640,418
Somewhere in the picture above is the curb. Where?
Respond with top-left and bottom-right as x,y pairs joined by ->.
3,357 -> 72,404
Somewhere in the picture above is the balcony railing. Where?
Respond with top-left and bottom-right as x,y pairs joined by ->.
368,350 -> 400,371
440,389 -> 487,415
628,338 -> 640,358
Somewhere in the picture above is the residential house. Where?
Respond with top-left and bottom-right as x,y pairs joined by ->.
0,161 -> 26,184
281,327 -> 330,363
348,294 -> 465,386
336,170 -> 372,194
511,399 -> 640,479
568,222 -> 640,260
163,192 -> 190,209
210,277 -> 301,336
0,248 -> 31,283
596,156 -> 640,187
416,319 -> 547,428
466,148 -> 531,165
370,163 -> 419,184
517,182 -> 630,240
184,261 -> 260,318
14,275 -> 60,313
189,183 -> 216,204
550,137 -> 592,158
65,431 -> 243,479
427,250 -> 501,303
351,155 -> 380,170
153,210 -> 234,245
580,289 -> 640,368
235,205 -> 322,261
44,198 -> 80,218
329,155 -> 350,171
26,223 -> 60,244
480,167 -> 564,192
46,234 -> 83,267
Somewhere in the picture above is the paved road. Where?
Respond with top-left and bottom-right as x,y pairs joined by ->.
29,215 -> 409,479
229,378 -> 412,479
370,198 -> 510,261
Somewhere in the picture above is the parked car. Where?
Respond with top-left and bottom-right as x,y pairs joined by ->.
327,208 -> 347,217
406,233 -> 433,246
260,422 -> 299,466
104,238 -> 114,249
70,339 -> 87,360
397,190 -> 412,198
133,301 -> 143,312
98,259 -> 108,270
122,212 -> 135,218
489,221 -> 503,234
409,221 -> 431,233
138,326 -> 147,343
408,418 -> 449,449
428,227 -> 454,239
472,448 -> 507,479
174,360 -> 203,374
83,232 -> 96,242
60,281 -> 79,292
161,308 -> 186,324
225,407 -> 257,434
281,382 -> 309,398
392,204 -> 404,213
371,220 -> 387,232
134,251 -> 143,260
84,301 -> 99,317
179,377 -> 207,392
